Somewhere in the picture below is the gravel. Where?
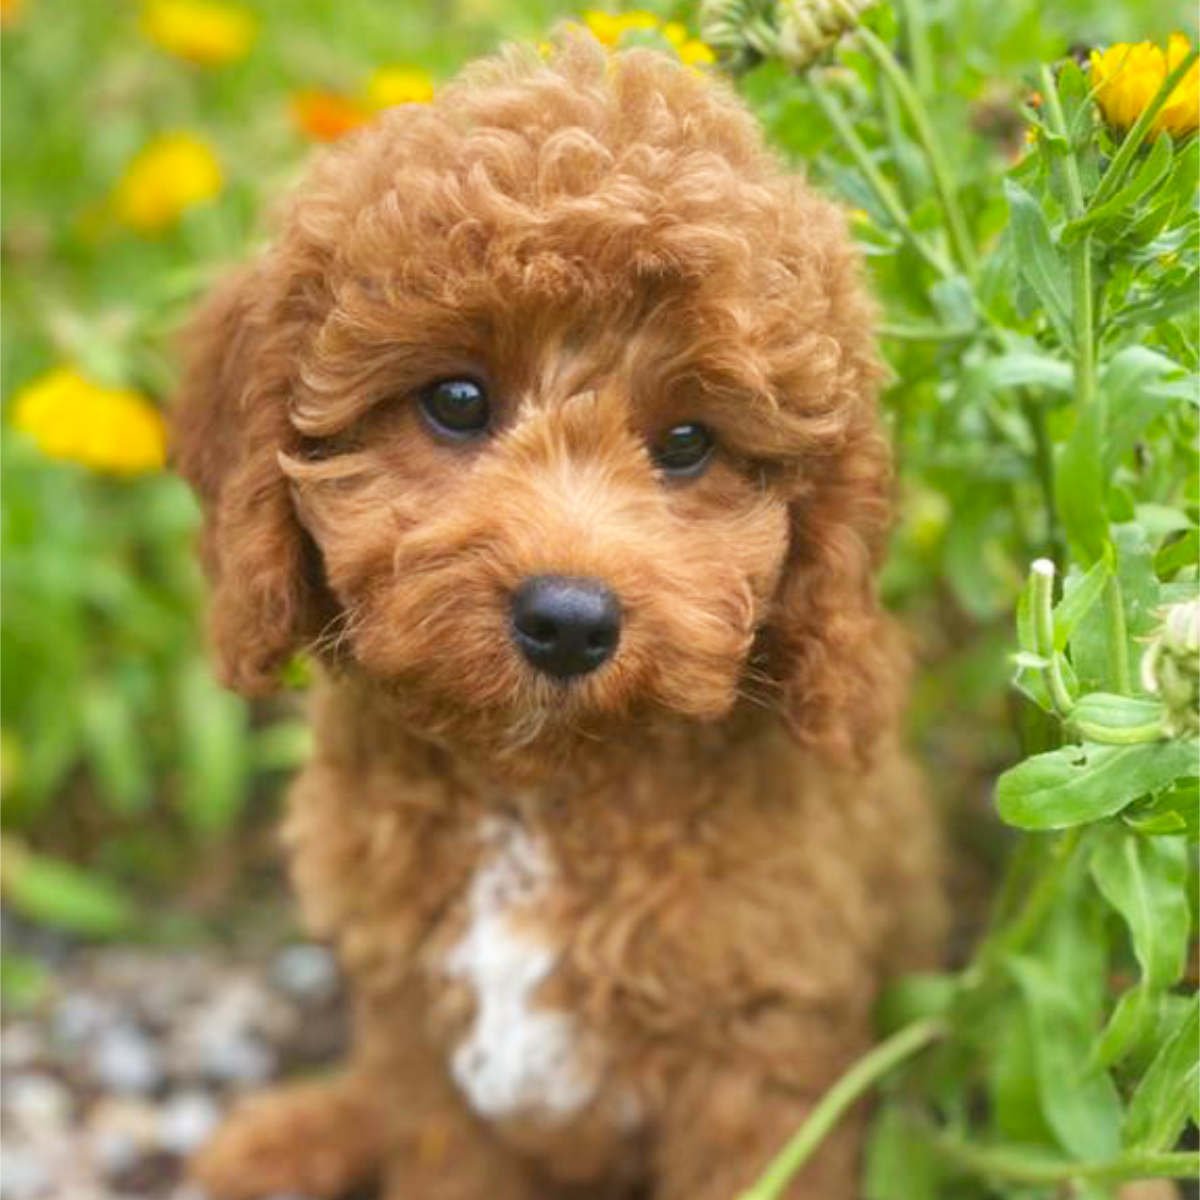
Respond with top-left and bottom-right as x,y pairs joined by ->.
0,938 -> 348,1200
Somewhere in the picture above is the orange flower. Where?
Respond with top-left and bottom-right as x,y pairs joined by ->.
290,90 -> 368,142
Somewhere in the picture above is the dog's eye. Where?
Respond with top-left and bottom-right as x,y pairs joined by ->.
652,423 -> 715,477
419,378 -> 490,439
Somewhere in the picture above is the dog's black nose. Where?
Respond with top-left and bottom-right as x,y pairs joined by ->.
511,575 -> 621,679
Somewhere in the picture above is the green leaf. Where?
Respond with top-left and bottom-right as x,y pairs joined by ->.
1156,529 -> 1198,580
1069,692 -> 1164,735
1007,955 -> 1123,1161
1053,558 -> 1112,650
1122,778 -> 1200,840
1069,525 -> 1163,692
875,972 -> 957,1034
1004,179 -> 1073,348
1090,829 -> 1189,990
1124,997 -> 1200,1151
0,845 -> 136,938
995,740 -> 1198,830
80,684 -> 153,816
972,351 -> 1075,395
1064,133 -> 1173,242
253,720 -> 314,772
1100,347 -> 1191,473
864,1105 -> 938,1200
176,659 -> 249,837
1094,983 -> 1158,1067
988,1000 -> 1057,1144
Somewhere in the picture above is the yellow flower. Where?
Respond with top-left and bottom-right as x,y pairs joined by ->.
678,38 -> 716,66
112,132 -> 222,234
140,0 -> 255,67
365,65 -> 435,111
662,20 -> 688,46
0,0 -> 25,28
1090,33 -> 1199,138
12,367 -> 166,476
582,9 -> 661,47
290,90 -> 368,142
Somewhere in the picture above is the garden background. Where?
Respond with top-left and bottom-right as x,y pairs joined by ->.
1,1 -> 1196,1198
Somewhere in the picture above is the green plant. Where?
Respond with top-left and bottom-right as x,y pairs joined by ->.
700,2 -> 1198,1195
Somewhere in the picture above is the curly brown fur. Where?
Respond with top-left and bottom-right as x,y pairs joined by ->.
175,31 -> 945,1200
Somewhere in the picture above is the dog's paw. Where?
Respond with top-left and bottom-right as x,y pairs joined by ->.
189,1078 -> 382,1200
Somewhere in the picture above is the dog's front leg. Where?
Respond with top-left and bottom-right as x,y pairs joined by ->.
189,1067 -> 384,1199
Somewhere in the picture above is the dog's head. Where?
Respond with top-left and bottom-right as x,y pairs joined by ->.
173,35 -> 896,768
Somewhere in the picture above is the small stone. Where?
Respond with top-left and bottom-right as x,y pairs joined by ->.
90,1023 -> 164,1096
86,1097 -> 160,1179
3,1073 -> 74,1133
0,1145 -> 52,1200
157,1091 -> 220,1156
270,944 -> 339,1004
91,1127 -> 144,1178
169,1186 -> 212,1200
200,1031 -> 275,1088
52,992 -> 117,1049
174,977 -> 282,1087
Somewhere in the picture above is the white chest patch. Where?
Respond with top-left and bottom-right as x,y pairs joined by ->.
443,817 -> 598,1123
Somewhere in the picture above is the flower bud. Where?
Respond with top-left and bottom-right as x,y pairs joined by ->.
1141,599 -> 1200,738
700,0 -> 877,71
777,0 -> 878,69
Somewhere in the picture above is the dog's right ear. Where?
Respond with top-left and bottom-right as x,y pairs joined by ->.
171,264 -> 324,696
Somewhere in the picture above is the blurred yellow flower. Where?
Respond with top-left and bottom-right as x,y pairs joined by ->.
112,132 -> 223,234
365,65 -> 435,110
290,89 -> 368,141
678,38 -> 716,66
13,368 -> 166,476
1090,32 -> 1199,138
0,0 -> 25,28
578,10 -> 714,66
140,0 -> 256,67
582,9 -> 660,47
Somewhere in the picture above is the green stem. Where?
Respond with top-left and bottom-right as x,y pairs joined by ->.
1071,717 -> 1164,744
1018,390 -> 1061,557
1030,559 -> 1074,716
807,75 -> 955,278
894,0 -> 934,97
927,1130 -> 1199,1186
737,1019 -> 945,1200
852,23 -> 977,277
1087,48 -> 1200,212
1040,66 -> 1140,698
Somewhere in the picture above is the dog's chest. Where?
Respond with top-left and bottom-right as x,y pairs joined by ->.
434,816 -> 610,1126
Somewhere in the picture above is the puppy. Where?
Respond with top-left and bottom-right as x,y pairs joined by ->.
173,31 -> 944,1200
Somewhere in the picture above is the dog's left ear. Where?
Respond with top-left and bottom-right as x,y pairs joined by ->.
768,413 -> 904,765
171,262 -> 326,696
